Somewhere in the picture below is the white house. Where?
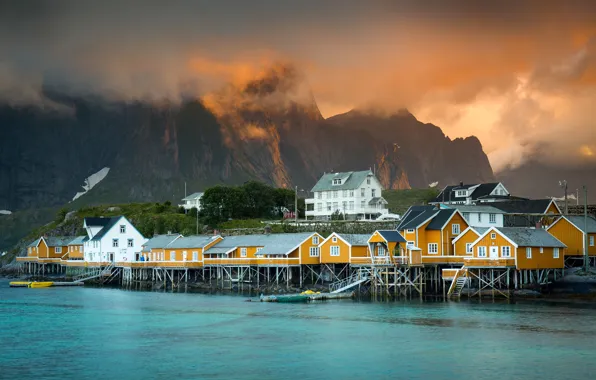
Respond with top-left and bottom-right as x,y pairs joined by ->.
305,170 -> 389,220
444,205 -> 506,228
179,192 -> 204,211
430,182 -> 511,205
83,216 -> 147,263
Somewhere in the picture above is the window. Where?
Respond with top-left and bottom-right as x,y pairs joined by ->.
309,247 -> 320,257
170,251 -> 176,261
489,213 -> 496,224
120,225 -> 126,233
332,236 -> 337,243
330,246 -> 340,256
55,246 -> 62,254
317,203 -> 322,212
349,190 -> 354,197
526,247 -> 532,259
342,201 -> 347,211
466,243 -> 473,254
406,229 -> 415,234
554,248 -> 559,259
371,189 -> 376,197
333,190 -> 338,198
333,202 -> 339,211
349,201 -> 354,210
182,251 -> 187,261
539,247 -> 544,253
452,224 -> 460,235
590,236 -> 595,247
367,177 -> 371,185
342,190 -> 347,197
377,246 -> 386,256
333,178 -> 342,185
361,200 -> 365,209
360,188 -> 365,197
407,241 -> 415,248
326,202 -> 331,211
428,243 -> 439,254
491,233 -> 496,240
501,246 -> 511,257
127,239 -> 133,247
28,247 -> 32,254
456,190 -> 467,197
256,247 -> 263,253
112,239 -> 119,248
478,246 -> 487,257
312,236 -> 319,245
463,212 -> 470,221
240,248 -> 247,257
477,213 -> 482,222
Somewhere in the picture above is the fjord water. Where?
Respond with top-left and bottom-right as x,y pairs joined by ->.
2,281 -> 596,380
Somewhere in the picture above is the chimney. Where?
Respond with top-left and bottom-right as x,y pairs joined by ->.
460,182 -> 464,187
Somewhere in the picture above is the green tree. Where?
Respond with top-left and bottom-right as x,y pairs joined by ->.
242,181 -> 275,218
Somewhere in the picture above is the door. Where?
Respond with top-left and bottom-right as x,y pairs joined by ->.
489,246 -> 499,259
109,253 -> 115,262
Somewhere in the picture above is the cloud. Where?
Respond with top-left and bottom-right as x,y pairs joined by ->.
1,0 -> 596,171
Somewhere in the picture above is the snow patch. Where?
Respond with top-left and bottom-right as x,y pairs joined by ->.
428,182 -> 439,188
0,210 -> 11,215
72,167 -> 110,201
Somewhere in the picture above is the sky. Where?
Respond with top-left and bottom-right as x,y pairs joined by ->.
1,0 -> 596,173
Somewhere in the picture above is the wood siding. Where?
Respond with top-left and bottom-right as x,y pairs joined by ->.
320,234 -> 350,264
516,246 -> 565,269
453,230 -> 479,256
300,234 -> 323,265
548,218 -> 586,256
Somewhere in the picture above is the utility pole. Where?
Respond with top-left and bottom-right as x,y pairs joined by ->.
196,207 -> 199,235
584,186 -> 589,272
295,186 -> 298,225
577,189 -> 580,205
559,180 -> 568,214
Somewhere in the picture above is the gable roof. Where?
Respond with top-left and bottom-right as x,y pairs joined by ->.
84,217 -> 113,228
491,199 -> 560,214
43,236 -> 78,247
452,226 -> 489,244
67,236 -> 87,246
376,230 -> 406,243
396,205 -> 437,230
90,217 -> 123,241
565,215 -> 596,233
399,209 -> 438,230
256,233 -> 319,255
142,234 -> 182,252
496,227 -> 566,248
167,235 -> 219,249
323,233 -> 370,247
448,205 -> 506,214
310,170 -> 375,192
182,192 -> 203,201
27,237 -> 42,248
426,209 -> 458,230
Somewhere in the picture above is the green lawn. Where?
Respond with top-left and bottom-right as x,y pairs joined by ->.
382,188 -> 439,216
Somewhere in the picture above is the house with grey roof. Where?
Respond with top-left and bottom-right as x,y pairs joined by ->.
82,216 -> 147,263
179,192 -> 204,211
430,182 -> 512,206
546,215 -> 596,256
305,170 -> 388,220
443,204 -> 506,228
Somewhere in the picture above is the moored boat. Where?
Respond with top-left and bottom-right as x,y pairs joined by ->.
28,281 -> 54,288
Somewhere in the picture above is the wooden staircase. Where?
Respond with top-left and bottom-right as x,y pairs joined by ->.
447,266 -> 468,298
329,269 -> 370,293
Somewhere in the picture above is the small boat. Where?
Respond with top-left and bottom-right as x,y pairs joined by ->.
9,281 -> 31,288
259,294 -> 309,303
28,282 -> 54,288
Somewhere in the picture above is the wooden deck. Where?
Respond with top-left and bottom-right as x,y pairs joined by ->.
464,258 -> 516,268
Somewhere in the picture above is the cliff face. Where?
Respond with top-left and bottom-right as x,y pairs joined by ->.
0,68 -> 495,211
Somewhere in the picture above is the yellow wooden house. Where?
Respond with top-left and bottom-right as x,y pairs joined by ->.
203,235 -> 266,266
367,230 -> 412,265
254,232 -> 324,266
139,234 -> 183,262
319,233 -> 371,265
546,215 -> 596,257
19,236 -> 76,264
65,236 -> 87,261
161,235 -> 223,267
452,227 -> 489,256
468,227 -> 566,269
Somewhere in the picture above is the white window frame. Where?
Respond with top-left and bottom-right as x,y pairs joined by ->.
240,248 -> 247,257
367,178 -> 371,185
312,236 -> 319,245
407,229 -> 415,234
377,246 -> 386,256
120,225 -> 126,233
317,192 -> 322,199
170,251 -> 176,261
407,241 -> 415,248
332,236 -> 337,243
428,243 -> 438,254
349,190 -> 354,197
539,247 -> 544,253
489,213 -> 496,224
478,246 -> 487,257
309,247 -> 320,257
526,247 -> 532,259
330,246 -> 340,257
491,233 -> 496,240
192,251 -> 199,261
256,247 -> 263,253
342,190 -> 347,197
501,246 -> 511,257
349,201 -> 354,210
466,243 -> 473,254
55,246 -> 62,254
360,200 -> 365,209
477,213 -> 482,222
127,239 -> 133,247
452,224 -> 460,235
463,212 -> 470,220
333,190 -> 338,198
554,248 -> 559,258
371,189 -> 376,197
112,239 -> 119,248
360,188 -> 365,197
590,236 -> 595,247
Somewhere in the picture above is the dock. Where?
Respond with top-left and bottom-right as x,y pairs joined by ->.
259,291 -> 354,303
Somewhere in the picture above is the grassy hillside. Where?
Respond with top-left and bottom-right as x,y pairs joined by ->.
383,188 -> 439,216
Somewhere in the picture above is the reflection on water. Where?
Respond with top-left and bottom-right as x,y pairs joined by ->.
1,280 -> 596,380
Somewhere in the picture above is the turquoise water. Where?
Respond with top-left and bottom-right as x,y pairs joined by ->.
1,280 -> 596,379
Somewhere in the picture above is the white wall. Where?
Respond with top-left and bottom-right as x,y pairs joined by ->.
83,217 -> 147,262
462,212 -> 504,228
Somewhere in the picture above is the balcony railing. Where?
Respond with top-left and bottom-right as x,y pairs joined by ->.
421,256 -> 468,265
464,257 -> 516,267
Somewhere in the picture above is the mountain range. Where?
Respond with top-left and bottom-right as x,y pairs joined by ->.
0,64 -> 496,213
